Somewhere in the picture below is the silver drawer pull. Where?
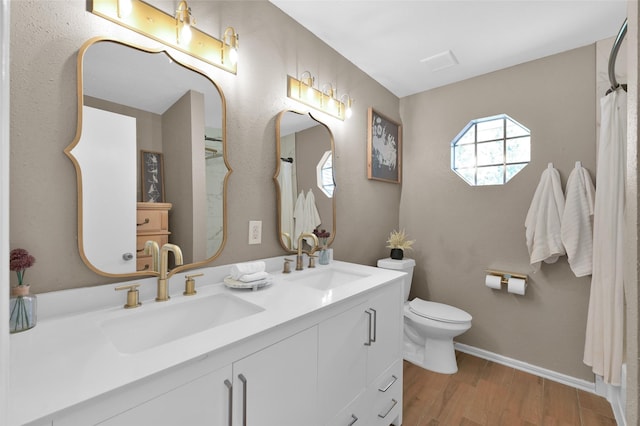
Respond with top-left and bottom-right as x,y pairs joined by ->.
224,379 -> 233,426
378,399 -> 398,419
348,414 -> 358,425
378,375 -> 398,392
238,374 -> 248,426
364,310 -> 373,346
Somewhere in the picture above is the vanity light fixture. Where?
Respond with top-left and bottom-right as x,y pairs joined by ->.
175,1 -> 193,45
91,0 -> 239,74
222,27 -> 239,65
340,94 -> 353,119
287,73 -> 349,120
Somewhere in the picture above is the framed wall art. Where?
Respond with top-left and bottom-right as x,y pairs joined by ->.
367,107 -> 402,183
141,150 -> 165,202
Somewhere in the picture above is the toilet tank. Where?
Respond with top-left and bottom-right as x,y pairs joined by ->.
377,258 -> 415,301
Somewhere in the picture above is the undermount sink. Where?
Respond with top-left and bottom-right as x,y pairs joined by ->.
101,293 -> 264,354
287,267 -> 371,291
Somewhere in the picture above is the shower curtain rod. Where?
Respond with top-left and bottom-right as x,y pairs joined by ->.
607,18 -> 628,94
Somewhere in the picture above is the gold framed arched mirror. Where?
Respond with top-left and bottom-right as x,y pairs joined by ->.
66,37 -> 231,277
274,110 -> 336,252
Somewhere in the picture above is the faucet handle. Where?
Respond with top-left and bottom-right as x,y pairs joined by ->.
283,258 -> 293,273
115,283 -> 141,309
308,254 -> 317,269
184,273 -> 204,296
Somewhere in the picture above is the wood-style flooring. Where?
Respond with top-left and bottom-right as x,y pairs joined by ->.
402,352 -> 617,426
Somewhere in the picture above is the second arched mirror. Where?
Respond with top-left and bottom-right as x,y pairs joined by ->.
275,111 -> 336,252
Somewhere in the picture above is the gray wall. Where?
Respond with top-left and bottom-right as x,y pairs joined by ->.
400,46 -> 597,380
9,0 -> 400,291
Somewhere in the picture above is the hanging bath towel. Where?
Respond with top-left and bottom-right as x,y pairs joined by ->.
292,190 -> 305,249
525,163 -> 566,272
303,189 -> 322,245
584,89 -> 626,386
561,161 -> 596,277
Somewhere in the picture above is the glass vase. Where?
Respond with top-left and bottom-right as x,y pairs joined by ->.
319,247 -> 330,265
9,285 -> 37,333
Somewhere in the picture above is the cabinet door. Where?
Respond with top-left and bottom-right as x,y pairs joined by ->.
96,365 -> 232,426
366,285 -> 403,383
233,326 -> 318,426
318,301 -> 368,423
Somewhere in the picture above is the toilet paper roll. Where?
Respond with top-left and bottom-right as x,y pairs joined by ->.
507,277 -> 527,295
485,274 -> 502,290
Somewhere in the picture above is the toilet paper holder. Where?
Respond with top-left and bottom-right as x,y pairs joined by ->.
485,269 -> 528,287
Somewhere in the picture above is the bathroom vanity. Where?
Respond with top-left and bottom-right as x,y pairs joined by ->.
9,259 -> 405,426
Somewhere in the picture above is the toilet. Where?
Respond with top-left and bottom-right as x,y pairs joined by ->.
377,258 -> 472,374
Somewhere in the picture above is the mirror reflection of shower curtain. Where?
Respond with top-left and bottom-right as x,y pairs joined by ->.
583,89 -> 626,385
280,161 -> 295,249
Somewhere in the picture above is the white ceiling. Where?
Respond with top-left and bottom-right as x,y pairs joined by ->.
270,0 -> 628,97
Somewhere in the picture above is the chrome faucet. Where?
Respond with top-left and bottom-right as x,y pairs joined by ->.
296,233 -> 319,271
156,243 -> 184,302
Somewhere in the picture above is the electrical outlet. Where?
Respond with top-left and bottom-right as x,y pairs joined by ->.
248,220 -> 262,244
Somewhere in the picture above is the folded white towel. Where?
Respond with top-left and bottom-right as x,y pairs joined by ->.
561,161 -> 595,277
230,261 -> 266,280
238,271 -> 270,283
525,163 -> 566,272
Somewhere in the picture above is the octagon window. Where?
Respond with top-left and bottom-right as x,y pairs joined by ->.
451,114 -> 530,186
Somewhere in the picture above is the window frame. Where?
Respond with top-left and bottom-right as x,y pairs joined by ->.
451,114 -> 530,186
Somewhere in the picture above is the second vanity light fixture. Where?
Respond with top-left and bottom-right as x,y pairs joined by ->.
287,71 -> 353,121
92,0 -> 239,74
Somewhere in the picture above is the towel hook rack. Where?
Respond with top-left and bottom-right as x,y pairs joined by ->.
607,18 -> 627,94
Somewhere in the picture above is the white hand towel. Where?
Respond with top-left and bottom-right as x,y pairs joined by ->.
230,261 -> 266,280
293,191 -> 306,249
303,189 -> 322,246
561,162 -> 595,277
525,163 -> 566,271
238,271 -> 270,283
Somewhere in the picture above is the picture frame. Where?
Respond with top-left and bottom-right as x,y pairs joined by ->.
141,150 -> 165,202
367,107 -> 402,183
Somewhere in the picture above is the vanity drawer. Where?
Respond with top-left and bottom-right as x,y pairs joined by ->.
371,360 -> 402,426
137,255 -> 154,272
136,234 -> 169,253
136,208 -> 169,232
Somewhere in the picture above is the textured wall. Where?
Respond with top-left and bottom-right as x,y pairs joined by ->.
400,46 -> 597,380
9,0 -> 400,291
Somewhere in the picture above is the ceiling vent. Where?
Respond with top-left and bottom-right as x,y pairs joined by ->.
420,50 -> 458,72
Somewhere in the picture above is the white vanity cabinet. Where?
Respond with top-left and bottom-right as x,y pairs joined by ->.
51,327 -> 318,426
21,265 -> 406,426
232,326 -> 319,426
319,283 -> 403,426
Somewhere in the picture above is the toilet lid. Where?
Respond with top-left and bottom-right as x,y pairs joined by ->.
409,299 -> 472,324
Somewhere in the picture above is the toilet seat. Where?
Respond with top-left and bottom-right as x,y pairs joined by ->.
409,299 -> 472,324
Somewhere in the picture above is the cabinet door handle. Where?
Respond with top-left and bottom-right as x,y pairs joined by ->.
364,310 -> 373,346
377,399 -> 398,419
348,414 -> 358,425
224,379 -> 233,426
137,218 -> 150,226
378,375 -> 397,392
238,374 -> 248,426
370,308 -> 377,343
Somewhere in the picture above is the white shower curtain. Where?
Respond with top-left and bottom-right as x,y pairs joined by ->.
583,89 -> 626,385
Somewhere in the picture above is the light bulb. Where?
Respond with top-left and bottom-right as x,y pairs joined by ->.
180,23 -> 192,44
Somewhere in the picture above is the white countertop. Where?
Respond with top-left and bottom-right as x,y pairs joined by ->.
9,257 -> 405,425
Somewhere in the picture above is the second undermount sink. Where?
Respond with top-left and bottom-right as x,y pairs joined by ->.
286,267 -> 371,291
101,293 -> 264,354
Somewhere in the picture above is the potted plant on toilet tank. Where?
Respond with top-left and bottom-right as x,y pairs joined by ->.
386,229 -> 414,260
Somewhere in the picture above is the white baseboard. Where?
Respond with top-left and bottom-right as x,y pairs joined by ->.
454,343 -> 596,392
454,343 -> 625,425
